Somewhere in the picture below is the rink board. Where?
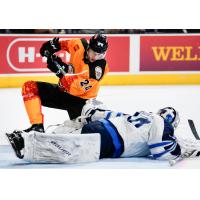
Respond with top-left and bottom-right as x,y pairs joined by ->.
1,73 -> 200,88
1,34 -> 200,87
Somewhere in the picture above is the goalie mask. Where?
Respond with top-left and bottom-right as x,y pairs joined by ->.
157,107 -> 180,129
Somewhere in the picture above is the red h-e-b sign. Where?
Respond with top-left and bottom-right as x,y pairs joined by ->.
0,35 -> 130,74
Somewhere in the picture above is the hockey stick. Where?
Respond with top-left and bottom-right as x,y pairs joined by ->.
44,50 -> 88,76
52,56 -> 88,76
188,119 -> 200,140
63,70 -> 88,76
169,119 -> 200,166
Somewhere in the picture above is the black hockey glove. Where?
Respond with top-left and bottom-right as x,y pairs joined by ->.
47,55 -> 69,78
40,37 -> 61,57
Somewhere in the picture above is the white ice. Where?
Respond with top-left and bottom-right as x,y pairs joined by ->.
0,85 -> 200,168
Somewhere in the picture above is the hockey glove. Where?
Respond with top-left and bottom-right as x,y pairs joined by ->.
47,55 -> 70,78
40,37 -> 61,57
177,138 -> 200,158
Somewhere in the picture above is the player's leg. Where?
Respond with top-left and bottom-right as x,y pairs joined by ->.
22,80 -> 63,132
37,81 -> 87,119
22,81 -> 45,132
22,81 -> 87,133
6,130 -> 101,163
81,120 -> 124,158
6,120 -> 122,162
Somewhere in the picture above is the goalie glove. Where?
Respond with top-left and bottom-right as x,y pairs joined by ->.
51,119 -> 84,134
40,37 -> 61,57
177,137 -> 200,158
47,55 -> 73,78
169,138 -> 200,166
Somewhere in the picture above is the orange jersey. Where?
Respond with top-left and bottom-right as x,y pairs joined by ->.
59,38 -> 109,99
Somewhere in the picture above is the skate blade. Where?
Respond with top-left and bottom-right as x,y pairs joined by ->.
5,133 -> 24,159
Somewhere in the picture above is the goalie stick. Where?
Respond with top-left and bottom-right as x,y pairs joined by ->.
188,119 -> 200,140
169,119 -> 200,166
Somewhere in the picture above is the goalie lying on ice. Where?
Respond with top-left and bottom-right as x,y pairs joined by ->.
5,101 -> 200,164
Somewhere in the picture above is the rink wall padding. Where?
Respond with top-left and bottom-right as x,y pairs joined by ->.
1,74 -> 200,88
1,33 -> 200,87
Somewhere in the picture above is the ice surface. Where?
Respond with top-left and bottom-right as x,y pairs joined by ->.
1,85 -> 200,168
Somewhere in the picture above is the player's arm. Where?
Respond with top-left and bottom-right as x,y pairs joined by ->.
59,60 -> 108,97
46,55 -> 72,77
40,38 -> 61,57
148,118 -> 181,160
149,126 -> 200,161
59,38 -> 86,53
148,136 -> 181,160
40,37 -> 86,58
59,39 -> 71,53
80,100 -> 127,124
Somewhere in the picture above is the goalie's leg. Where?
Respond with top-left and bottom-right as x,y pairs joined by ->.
23,132 -> 101,164
81,120 -> 124,159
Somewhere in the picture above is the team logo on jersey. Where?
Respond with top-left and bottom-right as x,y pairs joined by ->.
95,66 -> 103,80
97,42 -> 104,47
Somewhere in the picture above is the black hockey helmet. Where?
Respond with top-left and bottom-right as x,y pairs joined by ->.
89,33 -> 108,53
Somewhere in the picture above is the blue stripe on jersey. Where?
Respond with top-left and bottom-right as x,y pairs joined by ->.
149,141 -> 174,149
116,112 -> 123,117
151,142 -> 177,159
100,119 -> 123,158
105,111 -> 112,119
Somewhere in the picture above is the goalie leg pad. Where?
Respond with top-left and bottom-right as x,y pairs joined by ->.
23,132 -> 100,164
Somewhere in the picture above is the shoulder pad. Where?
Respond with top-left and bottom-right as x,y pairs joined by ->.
88,59 -> 107,81
81,38 -> 89,51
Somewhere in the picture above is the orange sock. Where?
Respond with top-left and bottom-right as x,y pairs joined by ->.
24,97 -> 44,124
22,81 -> 44,124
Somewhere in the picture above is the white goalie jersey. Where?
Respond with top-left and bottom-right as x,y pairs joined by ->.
21,100 -> 184,164
84,108 -> 181,160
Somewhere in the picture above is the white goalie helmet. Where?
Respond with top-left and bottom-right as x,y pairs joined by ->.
157,107 -> 180,129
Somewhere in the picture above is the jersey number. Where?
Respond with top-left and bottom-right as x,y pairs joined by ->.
80,80 -> 92,91
127,116 -> 150,128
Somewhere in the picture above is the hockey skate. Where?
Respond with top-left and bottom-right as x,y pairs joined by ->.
23,123 -> 44,133
5,124 -> 44,159
6,131 -> 24,159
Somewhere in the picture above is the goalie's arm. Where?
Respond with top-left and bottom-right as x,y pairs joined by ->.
148,140 -> 181,160
148,118 -> 182,160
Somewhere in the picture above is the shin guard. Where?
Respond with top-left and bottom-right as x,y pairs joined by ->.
22,81 -> 43,124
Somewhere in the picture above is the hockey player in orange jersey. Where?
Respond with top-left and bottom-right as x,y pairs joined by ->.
21,33 -> 109,133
